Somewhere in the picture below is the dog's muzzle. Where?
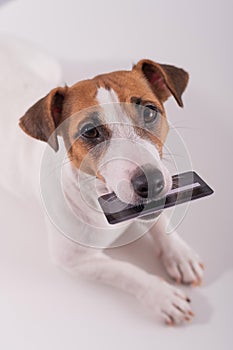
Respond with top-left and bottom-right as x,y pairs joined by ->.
131,165 -> 164,200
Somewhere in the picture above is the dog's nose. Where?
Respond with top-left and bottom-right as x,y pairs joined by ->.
131,167 -> 164,199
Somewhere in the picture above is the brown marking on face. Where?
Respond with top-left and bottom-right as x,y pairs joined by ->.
57,81 -> 105,175
56,71 -> 168,175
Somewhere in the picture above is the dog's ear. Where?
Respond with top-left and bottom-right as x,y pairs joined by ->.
19,86 -> 68,152
133,59 -> 189,107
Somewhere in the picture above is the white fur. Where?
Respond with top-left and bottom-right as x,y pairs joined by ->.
1,39 -> 204,325
96,88 -> 172,203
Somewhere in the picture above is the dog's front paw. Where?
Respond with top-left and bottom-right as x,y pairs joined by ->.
160,234 -> 204,286
141,278 -> 193,325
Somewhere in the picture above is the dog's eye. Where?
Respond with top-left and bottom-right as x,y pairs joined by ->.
80,123 -> 100,139
142,105 -> 159,124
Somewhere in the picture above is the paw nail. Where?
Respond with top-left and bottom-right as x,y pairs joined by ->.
193,279 -> 202,287
188,311 -> 194,317
186,298 -> 191,303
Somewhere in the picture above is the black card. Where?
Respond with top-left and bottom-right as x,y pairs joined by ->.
98,171 -> 214,225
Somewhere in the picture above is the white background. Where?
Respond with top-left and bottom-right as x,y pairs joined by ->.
0,1 -> 233,349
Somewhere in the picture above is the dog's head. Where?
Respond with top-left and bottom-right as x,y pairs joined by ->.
19,59 -> 188,205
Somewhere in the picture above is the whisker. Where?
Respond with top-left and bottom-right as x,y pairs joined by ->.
169,126 -> 199,131
162,158 -> 173,165
168,120 -> 192,127
162,152 -> 186,158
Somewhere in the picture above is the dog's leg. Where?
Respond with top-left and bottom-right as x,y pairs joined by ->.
150,213 -> 204,285
47,221 -> 193,325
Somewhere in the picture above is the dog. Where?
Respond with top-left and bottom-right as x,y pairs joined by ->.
2,41 -> 204,325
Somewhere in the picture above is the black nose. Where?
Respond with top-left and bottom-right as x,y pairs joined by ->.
131,167 -> 164,199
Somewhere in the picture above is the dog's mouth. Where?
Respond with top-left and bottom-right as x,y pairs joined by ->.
97,180 -> 170,225
102,165 -> 172,207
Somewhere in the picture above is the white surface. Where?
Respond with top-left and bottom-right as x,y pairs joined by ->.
0,0 -> 233,349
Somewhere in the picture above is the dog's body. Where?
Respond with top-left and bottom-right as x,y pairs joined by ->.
1,40 -> 204,325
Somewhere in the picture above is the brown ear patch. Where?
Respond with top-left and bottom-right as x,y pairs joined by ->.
19,86 -> 68,151
134,59 -> 189,107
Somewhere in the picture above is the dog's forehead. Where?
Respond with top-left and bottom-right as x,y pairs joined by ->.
95,87 -> 139,142
65,69 -> 162,117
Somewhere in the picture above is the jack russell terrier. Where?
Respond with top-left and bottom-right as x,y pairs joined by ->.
1,40 -> 204,325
